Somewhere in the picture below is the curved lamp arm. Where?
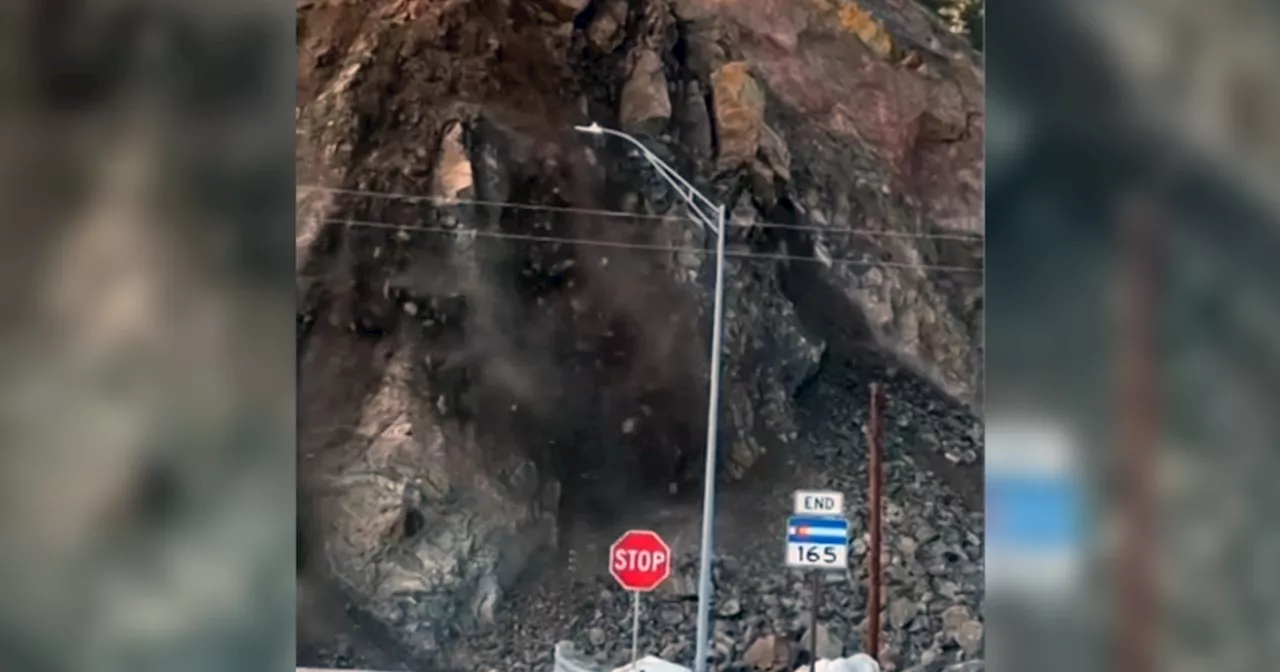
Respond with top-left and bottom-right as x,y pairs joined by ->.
575,123 -> 724,235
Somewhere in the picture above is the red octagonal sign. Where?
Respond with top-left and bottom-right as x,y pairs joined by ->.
609,529 -> 672,592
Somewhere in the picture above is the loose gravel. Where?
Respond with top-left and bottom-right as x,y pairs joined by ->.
449,358 -> 986,672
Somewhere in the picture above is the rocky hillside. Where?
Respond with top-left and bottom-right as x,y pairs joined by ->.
296,0 -> 983,668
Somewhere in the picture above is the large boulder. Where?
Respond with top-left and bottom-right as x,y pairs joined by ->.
620,49 -> 673,134
711,62 -> 766,171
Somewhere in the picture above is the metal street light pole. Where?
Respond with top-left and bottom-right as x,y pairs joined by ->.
575,123 -> 726,672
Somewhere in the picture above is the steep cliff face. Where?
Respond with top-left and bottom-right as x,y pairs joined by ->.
296,0 -> 982,664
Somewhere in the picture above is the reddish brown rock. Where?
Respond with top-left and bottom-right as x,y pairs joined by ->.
432,122 -> 473,202
711,61 -> 766,170
834,1 -> 896,58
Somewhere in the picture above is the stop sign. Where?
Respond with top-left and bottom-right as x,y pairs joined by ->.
609,529 -> 672,592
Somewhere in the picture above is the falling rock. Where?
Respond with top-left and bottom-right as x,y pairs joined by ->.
743,634 -> 795,672
619,49 -> 672,135
432,122 -> 473,202
710,61 -> 765,171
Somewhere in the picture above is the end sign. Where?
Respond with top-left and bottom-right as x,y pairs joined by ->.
793,490 -> 844,516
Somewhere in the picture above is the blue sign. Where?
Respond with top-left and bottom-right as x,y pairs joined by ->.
786,516 -> 850,544
986,474 -> 1082,549
785,515 -> 850,569
985,419 -> 1086,598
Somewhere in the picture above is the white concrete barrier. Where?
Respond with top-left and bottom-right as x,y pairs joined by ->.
610,655 -> 693,672
792,654 -> 881,672
554,641 -> 693,672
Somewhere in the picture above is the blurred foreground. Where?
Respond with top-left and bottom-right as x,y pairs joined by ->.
987,0 -> 1280,670
0,2 -> 296,671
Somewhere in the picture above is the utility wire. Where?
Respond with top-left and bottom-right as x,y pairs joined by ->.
314,217 -> 983,275
297,184 -> 985,243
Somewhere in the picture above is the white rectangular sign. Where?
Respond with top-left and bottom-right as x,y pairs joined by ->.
787,542 -> 849,569
792,490 -> 844,516
785,515 -> 850,569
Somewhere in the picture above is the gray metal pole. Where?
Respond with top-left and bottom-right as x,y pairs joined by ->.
573,123 -> 727,672
631,590 -> 641,671
692,204 -> 727,672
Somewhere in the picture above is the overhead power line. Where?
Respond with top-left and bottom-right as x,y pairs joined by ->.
313,217 -> 983,275
296,184 -> 985,243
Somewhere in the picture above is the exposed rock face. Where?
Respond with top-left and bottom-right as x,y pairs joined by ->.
306,341 -> 559,656
587,0 -> 629,52
619,49 -> 673,134
711,62 -> 767,170
297,0 -> 982,665
544,0 -> 592,22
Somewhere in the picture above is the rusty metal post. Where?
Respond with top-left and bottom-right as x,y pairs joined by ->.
810,570 -> 820,672
1120,199 -> 1157,672
866,382 -> 885,662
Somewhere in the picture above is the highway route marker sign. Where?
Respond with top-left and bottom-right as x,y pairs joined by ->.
785,492 -> 850,672
610,529 -> 673,671
785,515 -> 850,570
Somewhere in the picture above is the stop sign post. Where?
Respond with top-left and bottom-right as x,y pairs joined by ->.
610,530 -> 672,670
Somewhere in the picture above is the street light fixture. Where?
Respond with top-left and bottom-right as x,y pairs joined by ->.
575,122 -> 727,672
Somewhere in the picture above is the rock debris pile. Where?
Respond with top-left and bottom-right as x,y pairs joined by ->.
457,361 -> 983,672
